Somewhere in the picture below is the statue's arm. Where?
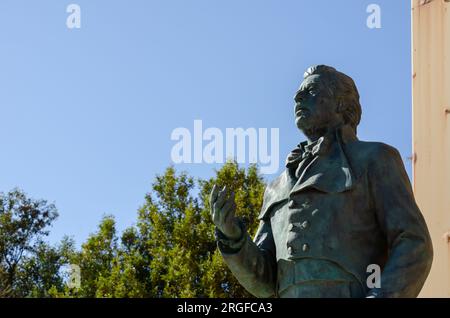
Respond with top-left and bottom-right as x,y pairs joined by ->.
368,144 -> 433,298
217,219 -> 277,298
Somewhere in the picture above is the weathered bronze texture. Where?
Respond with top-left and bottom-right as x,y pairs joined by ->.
210,65 -> 433,298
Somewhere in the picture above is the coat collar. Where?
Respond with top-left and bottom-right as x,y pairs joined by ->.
259,125 -> 357,220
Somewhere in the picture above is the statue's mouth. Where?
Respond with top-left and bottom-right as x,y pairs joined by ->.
296,108 -> 309,117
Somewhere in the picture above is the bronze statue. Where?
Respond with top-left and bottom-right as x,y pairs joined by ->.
210,65 -> 433,298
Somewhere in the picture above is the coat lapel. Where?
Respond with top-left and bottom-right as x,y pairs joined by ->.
258,126 -> 357,220
289,134 -> 355,196
258,170 -> 296,220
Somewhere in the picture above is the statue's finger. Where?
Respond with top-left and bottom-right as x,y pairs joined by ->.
220,194 -> 236,222
217,200 -> 231,227
221,198 -> 233,215
214,187 -> 228,210
212,209 -> 220,225
224,201 -> 237,226
210,184 -> 219,207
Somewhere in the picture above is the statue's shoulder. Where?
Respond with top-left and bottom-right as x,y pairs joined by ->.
258,171 -> 291,221
265,171 -> 288,191
345,140 -> 403,168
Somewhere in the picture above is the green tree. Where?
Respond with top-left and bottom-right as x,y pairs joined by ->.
0,188 -> 58,296
94,226 -> 147,297
67,215 -> 119,297
0,266 -> 12,297
199,162 -> 265,297
134,162 -> 265,298
14,238 -> 75,297
0,163 -> 267,298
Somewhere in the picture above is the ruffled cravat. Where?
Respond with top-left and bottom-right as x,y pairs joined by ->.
286,136 -> 327,179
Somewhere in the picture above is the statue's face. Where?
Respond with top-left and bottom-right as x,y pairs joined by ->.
294,74 -> 341,132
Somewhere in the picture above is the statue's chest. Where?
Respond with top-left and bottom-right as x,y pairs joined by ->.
269,188 -> 373,260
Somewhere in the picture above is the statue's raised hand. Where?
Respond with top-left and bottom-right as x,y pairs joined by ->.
210,185 -> 242,240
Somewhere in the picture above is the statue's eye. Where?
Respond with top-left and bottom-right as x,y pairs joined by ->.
309,89 -> 318,96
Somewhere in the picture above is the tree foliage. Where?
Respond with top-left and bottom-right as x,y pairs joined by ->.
0,162 -> 266,298
0,189 -> 59,297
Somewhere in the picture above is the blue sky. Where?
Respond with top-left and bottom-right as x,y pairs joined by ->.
0,0 -> 412,246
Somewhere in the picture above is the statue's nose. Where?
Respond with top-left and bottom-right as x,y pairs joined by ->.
295,94 -> 304,103
295,102 -> 308,113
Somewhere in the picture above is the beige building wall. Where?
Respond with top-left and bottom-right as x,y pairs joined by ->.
412,0 -> 450,298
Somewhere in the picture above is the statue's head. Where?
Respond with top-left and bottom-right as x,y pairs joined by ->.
294,65 -> 362,136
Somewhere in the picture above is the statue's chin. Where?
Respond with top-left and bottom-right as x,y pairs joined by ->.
295,117 -> 311,131
296,117 -> 330,138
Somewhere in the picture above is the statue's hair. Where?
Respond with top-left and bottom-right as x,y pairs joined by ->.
304,65 -> 362,134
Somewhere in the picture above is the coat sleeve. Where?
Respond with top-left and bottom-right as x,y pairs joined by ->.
368,144 -> 433,298
217,218 -> 277,298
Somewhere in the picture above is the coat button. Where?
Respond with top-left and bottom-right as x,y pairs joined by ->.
288,200 -> 296,208
301,220 -> 310,229
287,246 -> 294,254
301,200 -> 311,209
288,224 -> 294,231
302,244 -> 309,252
